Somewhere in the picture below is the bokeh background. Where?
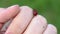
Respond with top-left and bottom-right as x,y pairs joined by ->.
0,0 -> 59,34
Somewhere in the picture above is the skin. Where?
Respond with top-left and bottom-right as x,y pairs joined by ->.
0,5 -> 57,34
23,15 -> 47,34
0,5 -> 20,23
5,6 -> 33,34
43,24 -> 57,34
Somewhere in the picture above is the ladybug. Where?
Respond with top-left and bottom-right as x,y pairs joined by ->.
33,9 -> 38,16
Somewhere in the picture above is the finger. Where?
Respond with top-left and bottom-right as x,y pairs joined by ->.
23,15 -> 47,34
0,5 -> 20,23
43,24 -> 57,34
5,6 -> 33,34
0,8 -> 5,29
0,8 -> 5,11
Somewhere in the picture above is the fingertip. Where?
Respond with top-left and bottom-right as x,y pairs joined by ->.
20,6 -> 33,12
34,15 -> 47,24
7,5 -> 20,12
43,24 -> 57,34
7,5 -> 19,9
48,24 -> 57,33
23,15 -> 47,34
0,5 -> 20,23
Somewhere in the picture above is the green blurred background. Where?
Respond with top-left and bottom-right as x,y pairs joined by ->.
0,0 -> 59,34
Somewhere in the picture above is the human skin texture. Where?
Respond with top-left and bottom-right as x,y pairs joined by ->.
43,24 -> 57,34
5,6 -> 33,34
23,15 -> 47,34
0,5 -> 20,23
0,5 -> 57,34
0,5 -> 20,34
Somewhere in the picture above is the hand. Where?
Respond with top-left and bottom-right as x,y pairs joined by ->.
0,5 -> 57,34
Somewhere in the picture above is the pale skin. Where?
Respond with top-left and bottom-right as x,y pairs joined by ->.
0,5 -> 57,34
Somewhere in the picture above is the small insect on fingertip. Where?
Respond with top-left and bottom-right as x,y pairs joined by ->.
33,9 -> 38,16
